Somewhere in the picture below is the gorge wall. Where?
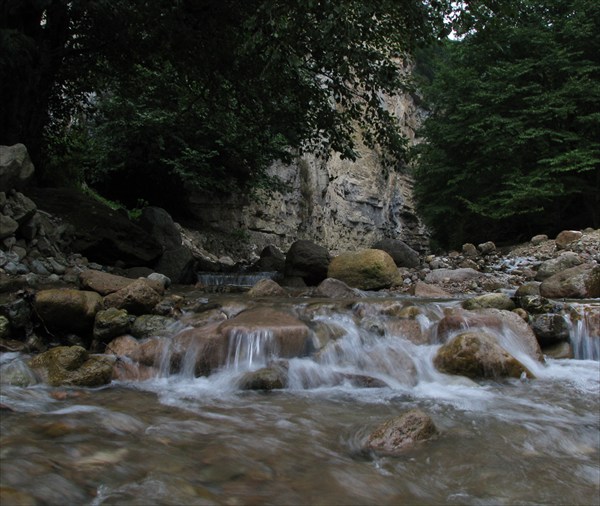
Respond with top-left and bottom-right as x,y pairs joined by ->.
186,92 -> 430,261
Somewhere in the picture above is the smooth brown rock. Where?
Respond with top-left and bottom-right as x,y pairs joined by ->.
366,408 -> 437,454
433,331 -> 533,379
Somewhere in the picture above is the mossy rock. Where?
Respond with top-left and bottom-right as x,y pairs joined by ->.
433,331 -> 533,379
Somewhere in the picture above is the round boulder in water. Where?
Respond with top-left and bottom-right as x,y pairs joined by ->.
462,293 -> 515,311
328,249 -> 400,290
366,408 -> 438,455
433,331 -> 533,379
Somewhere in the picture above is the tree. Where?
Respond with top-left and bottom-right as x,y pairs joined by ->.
1,0 -> 451,209
413,0 -> 600,248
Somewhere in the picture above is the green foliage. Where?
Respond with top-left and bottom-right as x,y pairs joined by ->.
413,0 -> 600,248
1,0 -> 452,212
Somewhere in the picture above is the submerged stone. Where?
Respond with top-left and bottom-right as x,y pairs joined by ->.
366,408 -> 437,455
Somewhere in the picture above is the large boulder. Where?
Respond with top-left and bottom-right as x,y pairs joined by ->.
137,206 -> 182,251
27,187 -> 162,266
93,308 -> 131,344
284,240 -> 330,285
80,270 -> 165,296
103,278 -> 162,315
0,144 -> 35,192
555,230 -> 583,250
238,363 -> 289,390
433,331 -> 533,379
34,288 -> 103,333
436,308 -> 543,362
114,308 -> 315,377
535,252 -> 583,281
540,263 -> 600,299
530,313 -> 570,346
3,191 -> 37,224
247,278 -> 287,297
372,238 -> 420,268
252,245 -> 286,273
219,307 -> 314,359
328,249 -> 399,290
28,345 -> 114,387
462,293 -> 515,311
152,245 -> 197,284
314,278 -> 359,298
366,409 -> 438,455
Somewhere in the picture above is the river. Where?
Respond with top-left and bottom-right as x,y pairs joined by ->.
1,294 -> 599,505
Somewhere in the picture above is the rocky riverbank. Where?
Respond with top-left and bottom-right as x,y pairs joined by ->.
1,143 -> 599,391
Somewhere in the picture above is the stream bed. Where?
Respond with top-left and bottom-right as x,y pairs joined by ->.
1,295 -> 599,505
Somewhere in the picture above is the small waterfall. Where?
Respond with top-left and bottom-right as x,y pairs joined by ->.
196,272 -> 279,288
568,304 -> 600,360
226,329 -> 278,371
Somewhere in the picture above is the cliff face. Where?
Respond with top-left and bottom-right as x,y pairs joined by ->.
186,91 -> 429,260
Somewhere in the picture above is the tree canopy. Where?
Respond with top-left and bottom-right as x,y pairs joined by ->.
413,0 -> 600,248
1,0 -> 450,211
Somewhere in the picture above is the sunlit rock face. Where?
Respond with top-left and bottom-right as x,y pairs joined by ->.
186,91 -> 429,260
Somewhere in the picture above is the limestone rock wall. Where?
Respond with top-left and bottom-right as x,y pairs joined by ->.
187,91 -> 429,260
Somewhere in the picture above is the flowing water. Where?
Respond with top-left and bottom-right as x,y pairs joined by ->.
1,295 -> 599,506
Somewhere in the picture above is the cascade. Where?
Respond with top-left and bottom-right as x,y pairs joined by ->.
568,303 -> 600,360
1,295 -> 598,506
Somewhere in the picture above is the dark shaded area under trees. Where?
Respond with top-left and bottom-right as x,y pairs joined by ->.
1,0 -> 598,249
0,0 -> 448,214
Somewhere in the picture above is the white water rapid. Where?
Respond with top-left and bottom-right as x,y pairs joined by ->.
1,295 -> 598,505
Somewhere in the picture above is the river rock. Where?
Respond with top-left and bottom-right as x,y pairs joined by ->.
251,245 -> 286,273
34,288 -> 102,333
530,313 -> 570,345
28,345 -> 114,386
248,278 -> 287,297
3,191 -> 37,224
409,281 -> 452,298
314,278 -> 359,298
220,307 -> 314,359
424,268 -> 481,284
517,295 -> 558,314
540,263 -> 600,299
0,358 -> 38,386
462,243 -> 478,257
103,278 -> 162,315
130,314 -> 176,339
79,270 -> 164,296
530,234 -> 548,245
433,331 -> 533,379
366,408 -> 437,455
555,230 -> 583,250
0,214 -> 19,239
372,238 -> 420,268
515,282 -> 541,298
0,143 -> 35,191
478,241 -> 496,255
137,206 -> 182,251
535,252 -> 583,281
462,293 -> 515,311
542,341 -> 573,359
152,245 -> 197,284
284,240 -> 330,285
436,308 -> 543,362
328,249 -> 399,290
169,323 -> 228,376
93,308 -> 131,343
27,187 -> 163,267
238,363 -> 288,390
